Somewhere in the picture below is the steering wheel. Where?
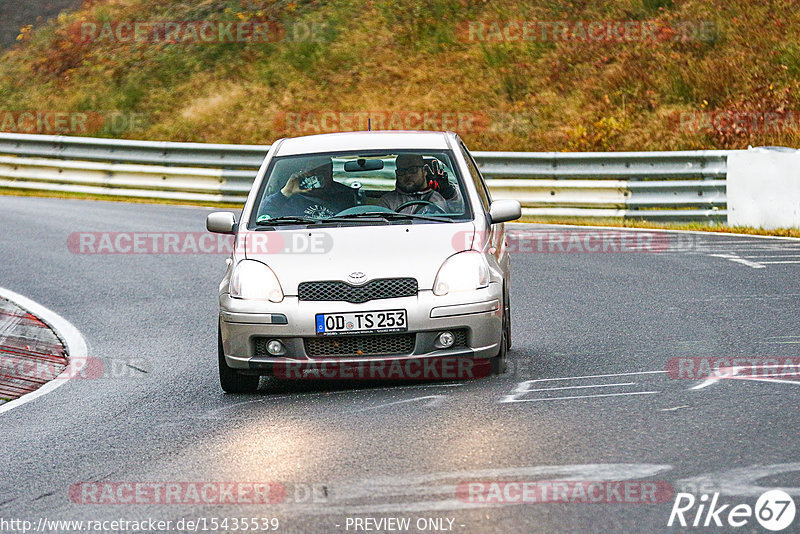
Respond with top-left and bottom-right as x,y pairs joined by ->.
395,200 -> 447,214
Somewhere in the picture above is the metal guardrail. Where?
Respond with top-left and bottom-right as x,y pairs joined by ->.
0,132 -> 270,168
0,133 -> 732,221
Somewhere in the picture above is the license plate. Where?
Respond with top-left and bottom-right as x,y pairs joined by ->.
315,309 -> 407,336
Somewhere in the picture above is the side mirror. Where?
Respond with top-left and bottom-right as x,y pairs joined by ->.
488,200 -> 521,224
206,212 -> 237,234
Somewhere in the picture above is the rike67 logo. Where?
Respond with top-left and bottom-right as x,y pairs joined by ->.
668,490 -> 796,531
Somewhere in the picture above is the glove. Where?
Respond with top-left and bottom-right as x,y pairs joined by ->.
426,160 -> 456,199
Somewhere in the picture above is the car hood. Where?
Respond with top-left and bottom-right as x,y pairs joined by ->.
242,222 -> 476,294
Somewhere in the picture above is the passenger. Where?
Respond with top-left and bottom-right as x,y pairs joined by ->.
257,159 -> 356,219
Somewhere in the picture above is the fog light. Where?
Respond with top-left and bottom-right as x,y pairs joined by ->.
266,339 -> 285,355
437,331 -> 455,349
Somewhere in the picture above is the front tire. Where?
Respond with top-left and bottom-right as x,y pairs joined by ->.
491,297 -> 509,375
490,328 -> 508,375
504,284 -> 512,351
218,325 -> 260,393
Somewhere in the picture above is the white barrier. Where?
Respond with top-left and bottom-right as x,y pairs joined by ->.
727,148 -> 800,229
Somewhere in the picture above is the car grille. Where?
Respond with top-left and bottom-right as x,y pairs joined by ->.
298,278 -> 417,304
452,329 -> 468,348
305,333 -> 416,357
253,338 -> 270,357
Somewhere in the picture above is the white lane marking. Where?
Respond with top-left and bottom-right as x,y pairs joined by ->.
690,365 -> 800,390
676,463 -> 800,497
742,255 -> 800,259
730,377 -> 800,386
501,371 -> 666,403
707,253 -> 765,269
660,405 -> 690,412
519,370 -> 666,383
760,336 -> 800,344
696,246 -> 787,251
683,294 -> 800,301
507,391 -> 659,403
691,366 -> 742,390
759,261 -> 800,264
704,253 -> 797,259
353,395 -> 447,412
706,245 -> 800,251
521,382 -> 636,393
0,287 -> 88,415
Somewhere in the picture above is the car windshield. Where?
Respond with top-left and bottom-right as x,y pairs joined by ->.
250,150 -> 469,227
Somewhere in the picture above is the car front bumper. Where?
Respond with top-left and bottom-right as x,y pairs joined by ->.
219,282 -> 503,373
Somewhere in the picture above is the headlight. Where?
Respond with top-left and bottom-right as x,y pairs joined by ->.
433,251 -> 489,296
229,260 -> 284,302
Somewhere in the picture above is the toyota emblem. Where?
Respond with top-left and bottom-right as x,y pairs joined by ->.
347,271 -> 367,284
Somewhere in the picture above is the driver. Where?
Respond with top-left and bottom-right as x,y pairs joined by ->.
378,154 -> 454,214
257,158 -> 357,219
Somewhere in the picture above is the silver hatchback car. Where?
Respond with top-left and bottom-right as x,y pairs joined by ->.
207,131 -> 520,392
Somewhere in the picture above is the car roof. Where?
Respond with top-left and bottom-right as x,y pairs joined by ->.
274,130 -> 454,156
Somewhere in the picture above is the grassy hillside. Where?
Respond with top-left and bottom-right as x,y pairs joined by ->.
0,0 -> 798,151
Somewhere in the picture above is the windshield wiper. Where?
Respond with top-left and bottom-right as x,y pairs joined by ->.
330,212 -> 450,223
255,215 -> 323,226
